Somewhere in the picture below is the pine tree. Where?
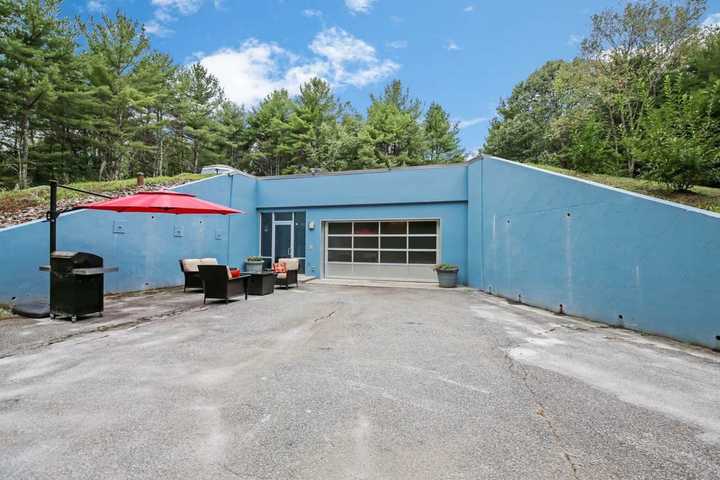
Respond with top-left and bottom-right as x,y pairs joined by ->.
0,0 -> 77,187
359,80 -> 425,168
81,11 -> 150,179
214,100 -> 248,170
287,78 -> 341,171
423,102 -> 463,163
133,52 -> 176,176
246,90 -> 294,176
173,63 -> 224,172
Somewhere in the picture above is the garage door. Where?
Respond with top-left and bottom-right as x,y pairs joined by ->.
324,220 -> 439,282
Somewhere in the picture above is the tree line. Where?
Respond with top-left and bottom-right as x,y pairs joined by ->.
0,1 -> 464,189
484,0 -> 720,191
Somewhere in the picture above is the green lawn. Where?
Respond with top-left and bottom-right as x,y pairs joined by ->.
0,173 -> 208,214
534,165 -> 720,214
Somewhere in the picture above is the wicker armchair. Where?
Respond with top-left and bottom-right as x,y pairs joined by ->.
179,258 -> 218,292
197,265 -> 249,304
275,258 -> 299,289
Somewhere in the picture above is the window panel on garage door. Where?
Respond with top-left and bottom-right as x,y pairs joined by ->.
326,220 -> 438,266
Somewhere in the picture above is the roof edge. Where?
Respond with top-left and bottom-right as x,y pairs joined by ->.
254,162 -> 468,181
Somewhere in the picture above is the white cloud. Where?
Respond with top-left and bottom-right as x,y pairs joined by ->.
151,0 -> 204,15
199,28 -> 399,106
144,20 -> 173,37
303,9 -> 323,18
457,117 -> 488,129
387,40 -> 408,49
464,5 -> 475,12
86,0 -> 104,12
310,27 -> 376,64
568,34 -> 582,46
146,0 -> 218,37
446,40 -> 461,51
345,0 -> 375,14
702,13 -> 720,27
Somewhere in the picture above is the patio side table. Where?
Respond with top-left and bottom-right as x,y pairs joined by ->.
245,271 -> 275,296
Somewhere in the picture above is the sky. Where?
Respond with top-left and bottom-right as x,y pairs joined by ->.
65,0 -> 720,154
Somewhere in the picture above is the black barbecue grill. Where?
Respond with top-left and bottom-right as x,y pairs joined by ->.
39,251 -> 118,321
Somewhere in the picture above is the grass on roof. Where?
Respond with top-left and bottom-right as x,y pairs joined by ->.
534,165 -> 720,214
0,173 -> 208,212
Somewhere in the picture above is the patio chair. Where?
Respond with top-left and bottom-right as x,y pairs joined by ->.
275,258 -> 300,289
179,258 -> 218,292
197,265 -> 249,304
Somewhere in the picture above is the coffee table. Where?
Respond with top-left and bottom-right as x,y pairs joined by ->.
244,271 -> 275,295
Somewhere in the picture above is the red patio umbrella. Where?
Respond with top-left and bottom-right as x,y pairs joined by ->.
80,190 -> 243,215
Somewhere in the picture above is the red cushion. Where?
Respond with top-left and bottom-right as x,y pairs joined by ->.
230,269 -> 241,278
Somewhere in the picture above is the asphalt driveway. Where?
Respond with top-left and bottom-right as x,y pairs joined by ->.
1,284 -> 719,479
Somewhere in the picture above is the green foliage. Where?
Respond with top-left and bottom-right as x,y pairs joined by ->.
0,6 -> 464,188
424,103 -> 463,163
535,163 -> 720,213
484,0 -> 719,191
0,173 -> 206,210
434,263 -> 459,272
630,75 -> 720,190
358,80 -> 427,168
484,61 -> 567,162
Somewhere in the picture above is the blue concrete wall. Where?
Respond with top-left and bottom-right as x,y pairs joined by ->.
4,157 -> 718,349
256,165 -> 467,208
299,203 -> 468,284
466,159 -> 483,289
227,173 -> 260,266
0,175 -> 256,304
474,156 -> 720,349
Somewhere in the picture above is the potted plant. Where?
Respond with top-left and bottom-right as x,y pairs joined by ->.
434,264 -> 459,288
244,256 -> 265,273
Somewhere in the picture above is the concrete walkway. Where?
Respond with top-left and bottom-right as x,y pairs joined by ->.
1,284 -> 718,479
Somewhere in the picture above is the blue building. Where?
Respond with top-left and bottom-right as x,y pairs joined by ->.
1,156 -> 719,349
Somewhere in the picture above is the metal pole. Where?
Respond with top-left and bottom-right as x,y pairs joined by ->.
49,180 -> 57,255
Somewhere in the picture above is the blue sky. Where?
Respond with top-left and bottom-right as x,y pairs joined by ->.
66,0 -> 720,153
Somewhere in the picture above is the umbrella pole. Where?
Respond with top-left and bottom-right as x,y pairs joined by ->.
47,181 -> 112,256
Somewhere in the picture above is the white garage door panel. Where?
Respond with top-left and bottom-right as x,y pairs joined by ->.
325,263 -> 437,282
324,220 -> 439,282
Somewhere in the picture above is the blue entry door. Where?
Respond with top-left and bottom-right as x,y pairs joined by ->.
274,223 -> 292,262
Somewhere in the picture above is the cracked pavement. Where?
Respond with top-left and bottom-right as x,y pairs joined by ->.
1,284 -> 719,479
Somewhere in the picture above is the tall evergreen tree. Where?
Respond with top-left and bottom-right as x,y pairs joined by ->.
246,90 -> 294,176
214,100 -> 248,171
0,0 -> 76,187
358,80 -> 425,168
133,52 -> 176,176
174,63 -> 224,172
287,78 -> 341,171
81,11 -> 150,179
423,102 -> 463,163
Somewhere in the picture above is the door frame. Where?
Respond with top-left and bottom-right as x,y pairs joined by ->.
272,220 -> 294,261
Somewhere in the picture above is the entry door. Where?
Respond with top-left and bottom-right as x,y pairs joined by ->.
274,223 -> 292,262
